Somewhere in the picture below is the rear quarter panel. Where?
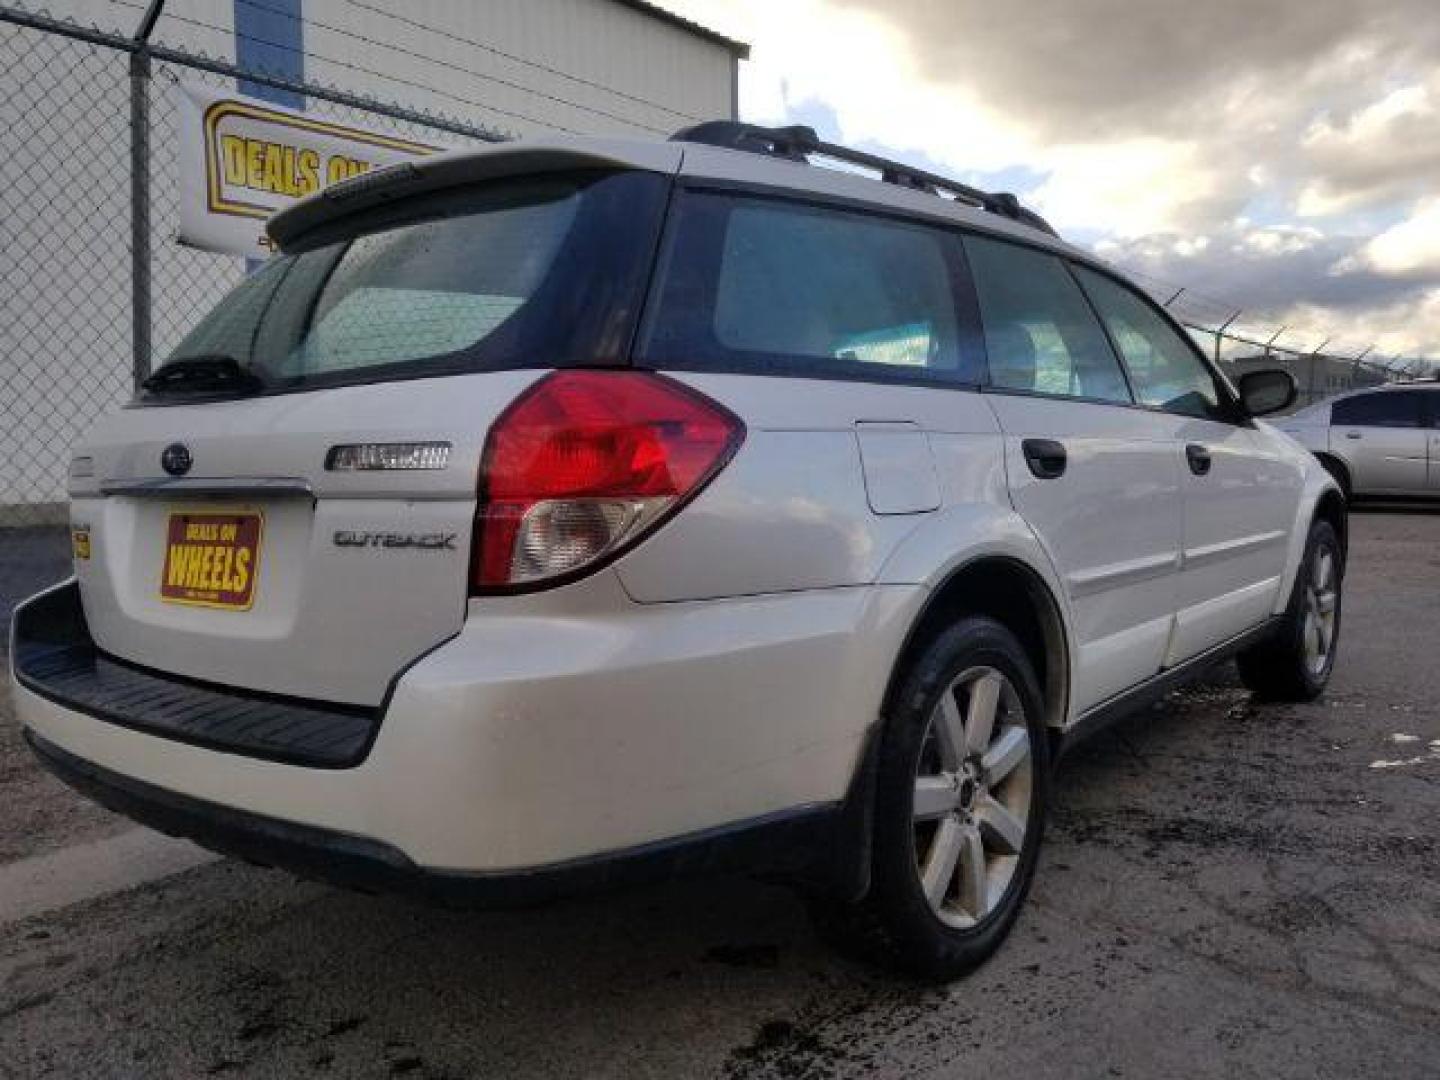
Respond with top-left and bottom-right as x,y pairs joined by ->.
612,374 -> 1018,600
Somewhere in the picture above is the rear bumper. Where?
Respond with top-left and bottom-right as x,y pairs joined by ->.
24,728 -> 846,906
12,582 -> 377,768
12,574 -> 920,879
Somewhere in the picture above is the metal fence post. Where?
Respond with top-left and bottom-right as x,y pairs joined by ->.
129,0 -> 165,391
1213,309 -> 1241,365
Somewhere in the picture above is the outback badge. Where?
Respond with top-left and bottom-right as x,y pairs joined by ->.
333,530 -> 458,550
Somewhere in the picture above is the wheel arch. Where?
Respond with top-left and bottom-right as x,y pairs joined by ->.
1273,462 -> 1348,615
1313,485 -> 1348,570
1313,452 -> 1353,501
883,555 -> 1071,733
825,552 -> 1069,904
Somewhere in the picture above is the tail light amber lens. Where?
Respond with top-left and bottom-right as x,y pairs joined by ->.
472,371 -> 744,592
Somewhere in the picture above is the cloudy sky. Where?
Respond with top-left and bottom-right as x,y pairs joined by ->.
671,0 -> 1440,364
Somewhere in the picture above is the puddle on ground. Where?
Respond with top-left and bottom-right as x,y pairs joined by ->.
1369,734 -> 1440,769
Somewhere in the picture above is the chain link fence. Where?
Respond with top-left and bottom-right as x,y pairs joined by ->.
1123,268 -> 1436,411
3,3 -> 1435,534
0,5 -> 500,528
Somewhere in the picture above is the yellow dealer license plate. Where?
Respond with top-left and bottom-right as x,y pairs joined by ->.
160,510 -> 263,610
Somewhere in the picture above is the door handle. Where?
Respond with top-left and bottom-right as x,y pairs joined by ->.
1344,431 -> 1363,440
1022,438 -> 1067,479
1186,443 -> 1212,476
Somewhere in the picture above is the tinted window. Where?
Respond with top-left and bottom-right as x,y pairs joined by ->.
963,236 -> 1131,404
1073,265 -> 1225,420
149,171 -> 665,396
643,193 -> 981,383
1332,391 -> 1428,428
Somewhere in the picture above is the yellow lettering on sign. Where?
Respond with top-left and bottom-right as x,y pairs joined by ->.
166,544 -> 191,587
220,135 -> 247,185
232,548 -> 251,594
245,139 -> 265,190
262,142 -> 284,193
326,155 -> 374,184
220,137 -> 359,197
297,149 -> 320,194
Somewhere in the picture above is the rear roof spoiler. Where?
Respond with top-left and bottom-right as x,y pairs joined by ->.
266,137 -> 683,252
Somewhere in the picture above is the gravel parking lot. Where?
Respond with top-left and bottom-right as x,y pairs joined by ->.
2,510 -> 1438,1079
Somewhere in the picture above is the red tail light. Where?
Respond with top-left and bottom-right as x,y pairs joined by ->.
472,371 -> 744,592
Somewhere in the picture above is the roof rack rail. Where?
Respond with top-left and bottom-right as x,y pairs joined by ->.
670,120 -> 1058,238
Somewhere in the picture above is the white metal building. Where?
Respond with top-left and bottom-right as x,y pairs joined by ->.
0,0 -> 746,520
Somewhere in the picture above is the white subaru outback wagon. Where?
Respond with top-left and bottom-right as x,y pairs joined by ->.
12,122 -> 1345,978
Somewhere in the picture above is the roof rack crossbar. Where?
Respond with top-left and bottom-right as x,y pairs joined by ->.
670,121 -> 1058,237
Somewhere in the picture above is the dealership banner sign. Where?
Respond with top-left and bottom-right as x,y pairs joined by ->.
175,82 -> 445,258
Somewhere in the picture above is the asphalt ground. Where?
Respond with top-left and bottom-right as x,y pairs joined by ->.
1,510 -> 1438,1078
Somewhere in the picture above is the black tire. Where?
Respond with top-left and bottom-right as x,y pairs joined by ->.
812,616 -> 1050,980
1236,519 -> 1343,701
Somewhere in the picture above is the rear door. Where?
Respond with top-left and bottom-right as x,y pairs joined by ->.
1070,264 -> 1301,662
69,167 -> 669,707
963,235 -> 1183,714
1331,390 -> 1430,495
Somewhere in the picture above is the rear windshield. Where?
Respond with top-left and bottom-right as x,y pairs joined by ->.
146,170 -> 666,398
639,190 -> 985,385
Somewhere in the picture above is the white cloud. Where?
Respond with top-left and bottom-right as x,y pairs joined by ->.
664,0 -> 1440,356
1274,288 -> 1440,358
1239,227 -> 1323,257
709,0 -> 1033,172
1027,139 -> 1224,237
1358,198 -> 1440,275
1297,78 -> 1440,216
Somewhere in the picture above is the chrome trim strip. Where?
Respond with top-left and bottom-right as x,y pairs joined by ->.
99,477 -> 315,500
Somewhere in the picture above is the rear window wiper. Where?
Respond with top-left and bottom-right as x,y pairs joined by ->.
141,354 -> 265,396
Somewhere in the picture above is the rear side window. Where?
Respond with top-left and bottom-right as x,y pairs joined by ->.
642,192 -> 982,384
963,235 -> 1131,405
1072,265 -> 1225,420
148,171 -> 666,397
1332,391 -> 1428,428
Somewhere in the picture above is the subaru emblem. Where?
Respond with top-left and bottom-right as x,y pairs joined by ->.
161,442 -> 192,477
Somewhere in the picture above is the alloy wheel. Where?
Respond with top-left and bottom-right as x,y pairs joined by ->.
911,666 -> 1034,929
1302,547 -> 1339,676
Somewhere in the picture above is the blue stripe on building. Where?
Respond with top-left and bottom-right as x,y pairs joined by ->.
235,0 -> 304,108
234,0 -> 303,268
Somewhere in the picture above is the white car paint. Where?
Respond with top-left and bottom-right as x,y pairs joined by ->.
12,130 -> 1340,876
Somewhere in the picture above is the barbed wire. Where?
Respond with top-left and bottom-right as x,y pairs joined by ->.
1120,265 -> 1436,379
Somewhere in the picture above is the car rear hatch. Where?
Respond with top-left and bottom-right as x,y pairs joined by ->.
66,140 -> 679,708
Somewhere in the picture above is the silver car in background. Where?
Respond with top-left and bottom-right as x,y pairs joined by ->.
1278,383 -> 1440,500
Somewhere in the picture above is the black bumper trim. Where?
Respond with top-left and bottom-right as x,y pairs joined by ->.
25,730 -> 844,907
12,581 -> 379,769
